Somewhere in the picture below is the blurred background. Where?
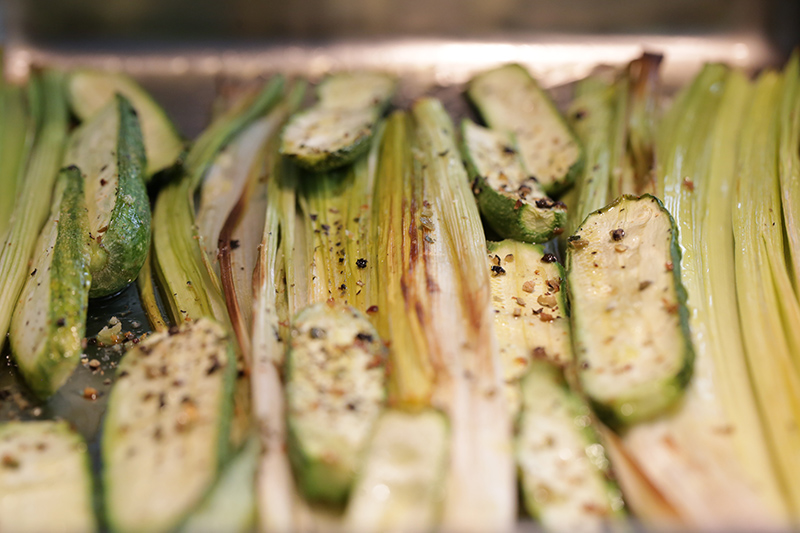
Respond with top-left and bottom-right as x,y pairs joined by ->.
2,0 -> 796,136
3,0 -> 798,52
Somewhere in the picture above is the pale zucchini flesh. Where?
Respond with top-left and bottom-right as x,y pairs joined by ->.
517,365 -> 624,532
64,93 -> 150,298
281,72 -> 395,172
487,239 -> 570,416
102,318 -> 236,533
467,64 -> 583,195
10,167 -> 90,398
344,409 -> 449,533
567,195 -> 694,426
286,301 -> 386,505
464,120 -> 567,244
67,69 -> 183,177
0,421 -> 97,533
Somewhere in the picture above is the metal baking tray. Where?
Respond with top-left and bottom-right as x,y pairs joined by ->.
0,1 -> 795,527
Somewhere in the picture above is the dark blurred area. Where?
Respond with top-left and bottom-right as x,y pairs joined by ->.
4,0 -> 800,55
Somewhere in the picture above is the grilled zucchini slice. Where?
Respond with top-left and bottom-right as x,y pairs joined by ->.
0,421 -> 97,533
344,409 -> 449,533
281,72 -> 395,171
67,69 -> 183,177
517,365 -> 624,531
467,64 -> 583,195
102,318 -> 237,533
64,93 -> 150,297
286,301 -> 386,504
9,167 -> 90,398
464,120 -> 566,243
567,194 -> 694,426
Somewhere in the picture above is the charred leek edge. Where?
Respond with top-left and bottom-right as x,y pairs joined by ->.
621,53 -> 662,196
517,364 -> 625,531
152,76 -> 284,324
10,167 -> 90,398
0,421 -> 97,533
486,239 -> 570,416
566,77 -> 615,236
462,119 -> 567,244
467,64 -> 583,195
780,53 -> 800,294
179,436 -> 259,533
372,111 -> 435,406
0,71 -> 68,353
734,70 -> 800,516
411,98 -> 515,532
102,318 -> 237,533
343,409 -> 450,533
0,81 -> 31,240
280,72 -> 395,172
67,68 -> 183,177
197,112 -> 284,278
285,301 -> 386,505
567,195 -> 694,427
64,93 -> 150,297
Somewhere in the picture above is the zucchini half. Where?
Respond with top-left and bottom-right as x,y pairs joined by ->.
67,69 -> 183,177
344,409 -> 449,533
567,194 -> 694,426
102,318 -> 237,533
281,72 -> 395,171
0,421 -> 97,533
464,120 -> 567,243
9,167 -> 91,398
517,365 -> 625,530
64,93 -> 150,298
467,64 -> 584,195
286,301 -> 386,505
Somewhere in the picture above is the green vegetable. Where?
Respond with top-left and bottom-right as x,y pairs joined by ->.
281,72 -> 395,171
10,166 -> 90,398
344,409 -> 449,533
67,69 -> 183,177
467,64 -> 583,195
286,301 -> 386,504
64,94 -> 150,297
0,421 -> 97,533
567,195 -> 694,426
103,318 -> 237,533
0,71 -> 69,354
462,119 -> 566,243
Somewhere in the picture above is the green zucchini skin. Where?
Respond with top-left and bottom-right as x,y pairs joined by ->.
66,94 -> 151,298
567,194 -> 694,427
463,119 -> 567,243
0,420 -> 97,533
9,166 -> 91,398
286,301 -> 386,505
102,318 -> 237,533
467,64 -> 584,196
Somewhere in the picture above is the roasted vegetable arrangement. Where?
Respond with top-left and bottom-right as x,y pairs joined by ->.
3,49 -> 800,533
